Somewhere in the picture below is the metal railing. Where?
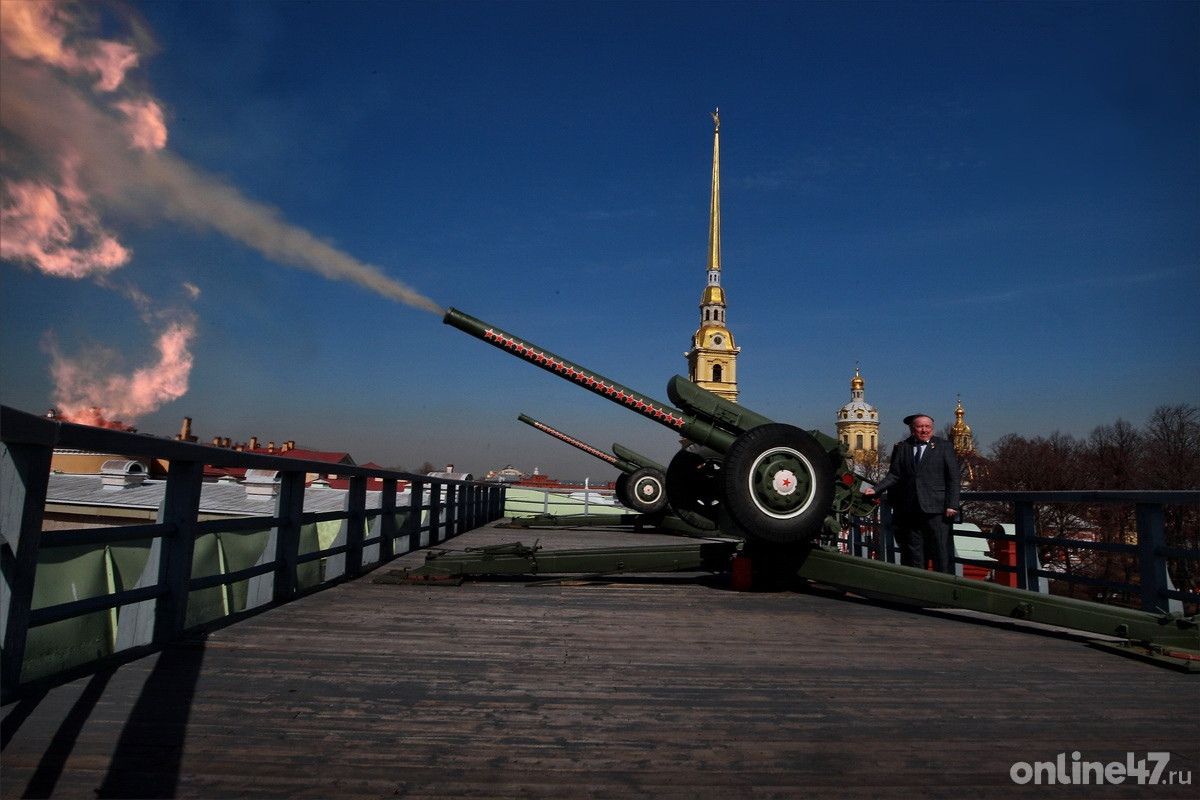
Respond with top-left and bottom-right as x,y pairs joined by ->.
1,405 -> 506,699
502,483 -> 626,518
844,490 -> 1199,616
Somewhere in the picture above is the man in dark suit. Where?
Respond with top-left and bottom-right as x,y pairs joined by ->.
864,414 -> 962,573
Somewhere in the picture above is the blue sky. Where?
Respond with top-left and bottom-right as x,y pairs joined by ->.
2,0 -> 1197,480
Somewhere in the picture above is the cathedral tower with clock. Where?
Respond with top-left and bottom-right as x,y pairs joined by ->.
836,363 -> 880,468
687,109 -> 740,403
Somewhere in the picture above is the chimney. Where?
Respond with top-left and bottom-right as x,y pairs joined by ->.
286,440 -> 295,451
268,442 -> 275,452
100,459 -> 149,490
212,436 -> 221,446
178,417 -> 194,441
249,436 -> 258,450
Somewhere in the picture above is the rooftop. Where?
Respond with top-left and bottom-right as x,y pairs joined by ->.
2,521 -> 1196,799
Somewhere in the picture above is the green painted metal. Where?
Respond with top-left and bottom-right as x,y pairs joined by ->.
409,536 -> 1198,667
794,547 -> 1200,665
505,512 -> 711,535
441,309 -> 1198,668
506,513 -> 644,528
444,308 -> 876,539
611,443 -> 667,475
410,540 -> 740,578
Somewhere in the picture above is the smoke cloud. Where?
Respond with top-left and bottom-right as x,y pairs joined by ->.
46,319 -> 196,428
2,1 -> 442,426
1,0 -> 442,312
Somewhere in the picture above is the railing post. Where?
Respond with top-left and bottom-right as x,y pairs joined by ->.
1136,503 -> 1170,614
880,504 -> 901,564
990,525 -> 1019,588
463,484 -> 477,530
154,459 -> 205,643
273,472 -> 306,602
445,483 -> 458,536
1013,500 -> 1039,593
1,442 -> 52,689
379,478 -> 398,560
473,484 -> 481,527
406,480 -> 425,551
429,481 -> 444,545
345,476 -> 367,575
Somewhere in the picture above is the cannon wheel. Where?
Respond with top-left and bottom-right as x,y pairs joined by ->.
665,449 -> 721,531
614,473 -> 633,508
722,424 -> 834,544
625,466 -> 668,515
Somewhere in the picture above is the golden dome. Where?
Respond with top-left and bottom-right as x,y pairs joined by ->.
702,285 -> 725,305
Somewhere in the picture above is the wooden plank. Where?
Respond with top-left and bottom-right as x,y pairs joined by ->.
3,522 -> 1197,799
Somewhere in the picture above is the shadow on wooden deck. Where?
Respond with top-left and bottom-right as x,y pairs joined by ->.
3,521 -> 1198,799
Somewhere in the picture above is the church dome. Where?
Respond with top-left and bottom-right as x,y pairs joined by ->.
838,365 -> 876,420
839,398 -> 877,419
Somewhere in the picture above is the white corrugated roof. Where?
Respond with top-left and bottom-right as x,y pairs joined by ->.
45,474 -> 396,516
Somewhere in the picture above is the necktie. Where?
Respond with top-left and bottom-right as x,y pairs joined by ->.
914,444 -> 925,467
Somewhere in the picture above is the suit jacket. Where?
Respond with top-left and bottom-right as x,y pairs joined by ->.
873,435 -> 961,515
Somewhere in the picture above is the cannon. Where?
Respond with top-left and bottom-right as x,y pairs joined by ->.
444,308 -> 875,546
517,413 -> 668,515
418,309 -> 1200,667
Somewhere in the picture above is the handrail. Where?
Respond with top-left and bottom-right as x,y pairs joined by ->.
843,489 -> 1199,616
1,405 -> 506,700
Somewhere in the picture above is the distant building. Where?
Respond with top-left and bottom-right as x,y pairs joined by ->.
484,466 -> 616,492
426,463 -> 474,482
686,109 -> 740,403
950,395 -> 975,455
949,395 -> 984,484
835,364 -> 880,468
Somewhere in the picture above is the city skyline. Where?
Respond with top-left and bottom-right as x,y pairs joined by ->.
2,0 -> 1197,481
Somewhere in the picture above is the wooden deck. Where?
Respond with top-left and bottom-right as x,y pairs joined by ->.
3,521 -> 1197,799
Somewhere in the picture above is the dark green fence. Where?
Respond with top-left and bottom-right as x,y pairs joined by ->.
1,405 -> 506,700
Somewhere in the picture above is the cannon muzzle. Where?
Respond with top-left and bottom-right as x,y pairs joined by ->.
446,307 -> 690,432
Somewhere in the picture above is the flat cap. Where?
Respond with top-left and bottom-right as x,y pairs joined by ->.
903,414 -> 933,426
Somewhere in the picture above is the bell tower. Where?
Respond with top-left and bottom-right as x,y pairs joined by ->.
836,363 -> 880,466
687,109 -> 740,403
950,395 -> 976,455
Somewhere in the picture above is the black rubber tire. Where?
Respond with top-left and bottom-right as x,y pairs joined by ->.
624,466 -> 668,515
664,448 -> 721,531
614,473 -> 633,508
721,424 -> 834,544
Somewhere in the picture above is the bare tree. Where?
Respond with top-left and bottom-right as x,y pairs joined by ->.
1140,404 -> 1200,598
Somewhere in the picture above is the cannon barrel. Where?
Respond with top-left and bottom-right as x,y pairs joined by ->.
517,414 -> 665,474
445,307 -> 873,542
516,412 -> 670,515
445,308 -> 744,451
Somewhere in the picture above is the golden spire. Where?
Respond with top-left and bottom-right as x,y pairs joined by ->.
708,108 -> 721,274
951,393 -> 975,454
688,108 -> 739,404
